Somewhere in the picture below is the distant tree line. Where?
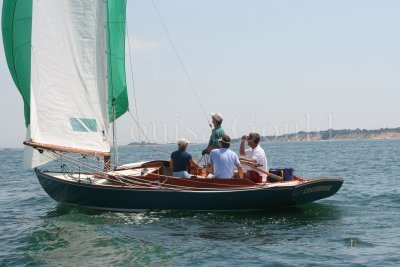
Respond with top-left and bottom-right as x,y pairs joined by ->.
230,127 -> 400,142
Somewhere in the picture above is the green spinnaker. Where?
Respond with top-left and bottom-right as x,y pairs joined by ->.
1,0 -> 32,127
106,0 -> 129,122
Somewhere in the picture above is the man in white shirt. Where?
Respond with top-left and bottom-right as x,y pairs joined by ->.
239,132 -> 268,183
207,134 -> 243,179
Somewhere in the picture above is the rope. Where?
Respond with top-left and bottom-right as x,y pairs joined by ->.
126,23 -> 141,144
127,110 -> 171,157
150,0 -> 211,128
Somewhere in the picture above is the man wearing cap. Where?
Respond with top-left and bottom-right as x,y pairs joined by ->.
239,133 -> 268,183
170,138 -> 203,178
207,134 -> 243,179
202,112 -> 225,155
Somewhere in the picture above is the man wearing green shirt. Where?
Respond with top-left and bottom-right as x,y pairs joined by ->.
202,112 -> 225,155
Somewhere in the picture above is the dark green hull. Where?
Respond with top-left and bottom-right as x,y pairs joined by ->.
36,169 -> 343,211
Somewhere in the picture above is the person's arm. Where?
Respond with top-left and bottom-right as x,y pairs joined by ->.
206,152 -> 214,174
206,163 -> 213,174
190,158 -> 202,169
247,150 -> 263,166
170,160 -> 174,173
239,154 -> 257,164
239,156 -> 257,163
203,130 -> 215,153
206,146 -> 219,153
234,154 -> 243,179
239,136 -> 256,164
206,130 -> 221,153
203,145 -> 217,155
236,164 -> 243,179
240,135 -> 247,156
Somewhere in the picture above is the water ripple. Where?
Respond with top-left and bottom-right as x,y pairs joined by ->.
1,140 -> 400,266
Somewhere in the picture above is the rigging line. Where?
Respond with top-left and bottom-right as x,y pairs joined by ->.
40,151 -> 258,191
125,23 -> 141,143
44,152 -> 180,189
127,110 -> 151,144
71,158 -> 250,190
127,110 -> 171,156
150,0 -> 212,128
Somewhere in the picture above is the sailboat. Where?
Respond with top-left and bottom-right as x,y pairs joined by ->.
2,0 -> 342,211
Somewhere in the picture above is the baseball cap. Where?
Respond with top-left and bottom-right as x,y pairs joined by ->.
218,134 -> 231,144
178,138 -> 189,145
211,112 -> 223,122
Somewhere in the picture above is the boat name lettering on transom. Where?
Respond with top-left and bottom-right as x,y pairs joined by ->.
303,185 -> 332,194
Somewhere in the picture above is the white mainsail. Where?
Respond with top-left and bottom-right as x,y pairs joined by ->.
29,0 -> 110,155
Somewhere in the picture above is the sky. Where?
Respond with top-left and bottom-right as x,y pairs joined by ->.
1,0 -> 399,148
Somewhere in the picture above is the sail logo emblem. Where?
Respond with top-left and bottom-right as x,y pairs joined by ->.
70,118 -> 98,132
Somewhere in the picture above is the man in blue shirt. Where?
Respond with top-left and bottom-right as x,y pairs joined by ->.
207,134 -> 243,179
170,138 -> 202,178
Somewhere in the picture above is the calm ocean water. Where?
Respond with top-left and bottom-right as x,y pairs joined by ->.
0,139 -> 399,266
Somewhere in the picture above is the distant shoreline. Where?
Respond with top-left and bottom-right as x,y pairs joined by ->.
1,131 -> 399,150
127,127 -> 400,146
2,127 -> 399,149
232,127 -> 400,143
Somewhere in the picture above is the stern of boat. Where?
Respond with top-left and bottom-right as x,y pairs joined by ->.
291,178 -> 343,205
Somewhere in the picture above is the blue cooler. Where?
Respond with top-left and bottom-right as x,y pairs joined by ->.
269,168 -> 294,182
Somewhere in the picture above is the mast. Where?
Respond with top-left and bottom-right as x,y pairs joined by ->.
112,97 -> 119,164
104,0 -> 128,165
106,0 -> 119,165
